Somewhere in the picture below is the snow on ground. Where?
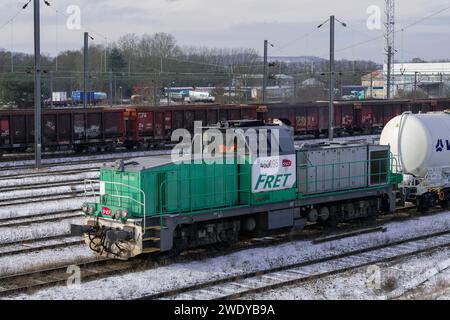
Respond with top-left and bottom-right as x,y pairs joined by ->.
0,184 -> 98,201
0,197 -> 87,219
0,150 -> 172,168
0,171 -> 99,188
0,162 -> 102,177
9,210 -> 450,300
0,217 -> 82,245
246,246 -> 450,300
0,244 -> 96,277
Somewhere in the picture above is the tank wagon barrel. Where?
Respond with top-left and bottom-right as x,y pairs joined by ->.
380,111 -> 450,211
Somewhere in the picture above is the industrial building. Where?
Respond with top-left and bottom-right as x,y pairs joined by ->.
363,62 -> 450,99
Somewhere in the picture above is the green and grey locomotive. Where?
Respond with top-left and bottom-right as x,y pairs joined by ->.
71,120 -> 401,260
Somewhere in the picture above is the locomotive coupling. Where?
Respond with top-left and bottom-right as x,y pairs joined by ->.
70,224 -> 133,241
70,224 -> 94,236
105,229 -> 133,242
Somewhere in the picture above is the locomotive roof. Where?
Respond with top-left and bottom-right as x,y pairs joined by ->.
103,155 -> 173,172
296,141 -> 372,151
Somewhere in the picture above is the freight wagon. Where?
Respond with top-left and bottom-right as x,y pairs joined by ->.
122,104 -> 258,149
0,107 -> 125,153
2,99 -> 450,154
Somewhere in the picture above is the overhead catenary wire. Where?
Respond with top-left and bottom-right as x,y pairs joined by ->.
336,4 -> 450,54
42,1 -> 112,43
0,0 -> 32,32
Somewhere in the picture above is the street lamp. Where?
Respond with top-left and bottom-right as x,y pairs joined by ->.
262,40 -> 275,103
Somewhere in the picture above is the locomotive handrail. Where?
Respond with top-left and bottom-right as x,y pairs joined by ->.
84,179 -> 146,232
297,155 -> 391,194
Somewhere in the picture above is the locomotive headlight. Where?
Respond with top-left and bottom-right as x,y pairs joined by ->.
115,209 -> 122,219
122,209 -> 128,219
88,206 -> 94,215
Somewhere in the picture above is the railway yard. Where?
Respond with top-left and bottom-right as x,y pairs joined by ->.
2,0 -> 450,308
1,133 -> 450,300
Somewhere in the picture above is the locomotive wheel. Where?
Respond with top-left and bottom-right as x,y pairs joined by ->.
326,212 -> 338,228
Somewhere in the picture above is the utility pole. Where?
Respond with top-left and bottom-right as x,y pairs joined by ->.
109,69 -> 113,107
34,0 -> 41,168
83,32 -> 89,108
50,71 -> 53,108
386,46 -> 392,99
370,72 -> 373,98
329,15 -> 335,140
318,15 -> 346,141
385,0 -> 395,100
414,71 -> 418,100
262,40 -> 268,103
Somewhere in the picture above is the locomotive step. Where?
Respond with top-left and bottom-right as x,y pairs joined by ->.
143,237 -> 160,242
145,225 -> 167,230
142,247 -> 160,253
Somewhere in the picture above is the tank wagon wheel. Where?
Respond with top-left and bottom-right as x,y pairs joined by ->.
439,190 -> 450,209
417,192 -> 437,212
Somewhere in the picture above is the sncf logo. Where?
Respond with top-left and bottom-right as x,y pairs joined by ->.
282,159 -> 292,167
435,139 -> 450,152
102,207 -> 112,216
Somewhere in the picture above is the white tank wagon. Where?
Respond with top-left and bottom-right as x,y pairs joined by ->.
380,111 -> 450,210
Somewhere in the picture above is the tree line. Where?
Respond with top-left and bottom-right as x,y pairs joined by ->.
0,32 -> 381,107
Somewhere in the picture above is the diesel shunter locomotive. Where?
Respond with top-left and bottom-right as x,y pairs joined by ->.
71,120 -> 401,260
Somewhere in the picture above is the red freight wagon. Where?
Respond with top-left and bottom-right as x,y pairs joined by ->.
334,103 -> 354,134
0,107 -> 125,153
124,104 -> 259,149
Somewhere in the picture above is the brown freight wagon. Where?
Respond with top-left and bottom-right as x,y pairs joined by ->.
263,99 -> 443,136
123,103 -> 259,149
0,107 -> 126,153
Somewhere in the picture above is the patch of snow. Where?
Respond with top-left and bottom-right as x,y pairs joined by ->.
0,162 -> 102,177
0,244 -> 96,277
0,217 -> 82,245
1,150 -> 172,169
0,184 -> 97,201
0,172 -> 99,188
9,209 -> 450,300
0,198 -> 86,219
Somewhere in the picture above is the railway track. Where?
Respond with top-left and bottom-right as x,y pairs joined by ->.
0,179 -> 99,207
0,149 -> 172,170
0,180 -> 96,193
0,210 -> 82,228
138,229 -> 450,300
0,235 -> 84,258
0,212 -> 447,299
0,226 -> 379,298
0,260 -> 145,299
0,192 -> 87,208
0,168 -> 100,182
0,258 -> 131,297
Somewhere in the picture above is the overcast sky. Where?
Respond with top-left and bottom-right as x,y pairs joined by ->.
0,0 -> 449,63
